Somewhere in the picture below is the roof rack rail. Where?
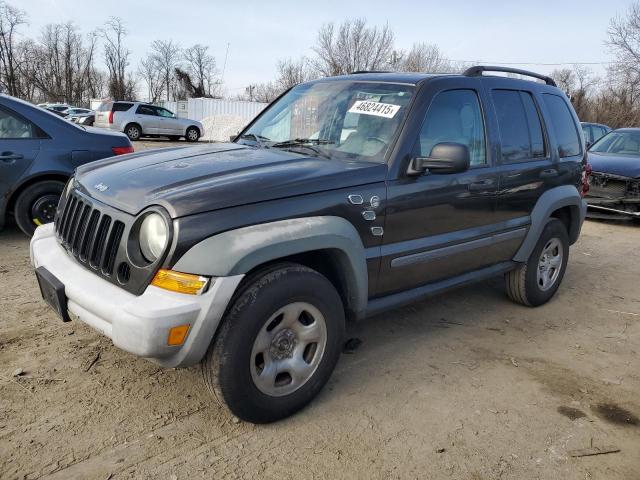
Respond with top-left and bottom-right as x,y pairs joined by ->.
350,70 -> 392,74
463,65 -> 557,87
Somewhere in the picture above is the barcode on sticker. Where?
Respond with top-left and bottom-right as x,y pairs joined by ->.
348,100 -> 401,118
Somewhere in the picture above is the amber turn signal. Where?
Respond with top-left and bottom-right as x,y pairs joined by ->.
167,324 -> 190,346
151,269 -> 209,295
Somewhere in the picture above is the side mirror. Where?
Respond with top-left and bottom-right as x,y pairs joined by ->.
409,142 -> 471,175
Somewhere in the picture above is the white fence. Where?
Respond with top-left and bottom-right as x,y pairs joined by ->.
162,98 -> 268,142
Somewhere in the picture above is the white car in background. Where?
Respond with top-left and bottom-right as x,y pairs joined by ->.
94,101 -> 204,142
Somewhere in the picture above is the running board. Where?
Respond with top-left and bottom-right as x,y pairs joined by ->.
364,261 -> 517,319
588,204 -> 640,217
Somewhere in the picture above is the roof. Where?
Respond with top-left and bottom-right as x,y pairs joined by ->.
312,72 -> 452,85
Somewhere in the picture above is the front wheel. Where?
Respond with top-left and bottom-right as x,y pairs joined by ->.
202,263 -> 345,423
185,127 -> 200,142
506,218 -> 569,306
14,180 -> 65,236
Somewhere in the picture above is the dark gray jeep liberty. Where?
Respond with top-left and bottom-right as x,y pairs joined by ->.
31,66 -> 589,423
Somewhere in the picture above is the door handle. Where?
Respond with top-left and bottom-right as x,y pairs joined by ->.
540,168 -> 558,178
0,152 -> 23,163
468,179 -> 495,192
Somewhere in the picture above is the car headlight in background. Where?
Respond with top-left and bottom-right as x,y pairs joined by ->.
139,213 -> 168,262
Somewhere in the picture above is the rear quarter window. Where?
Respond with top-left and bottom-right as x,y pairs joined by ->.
542,94 -> 581,157
113,102 -> 133,112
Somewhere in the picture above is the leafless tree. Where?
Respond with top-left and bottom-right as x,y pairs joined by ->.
312,18 -> 394,76
184,43 -> 218,97
150,39 -> 181,101
101,17 -> 135,100
0,1 -> 27,96
276,57 -> 314,89
392,42 -> 455,73
138,54 -> 163,103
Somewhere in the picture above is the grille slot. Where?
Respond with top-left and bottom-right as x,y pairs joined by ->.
55,192 -> 128,277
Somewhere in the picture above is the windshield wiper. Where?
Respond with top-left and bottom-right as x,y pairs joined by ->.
239,133 -> 270,148
270,138 -> 334,159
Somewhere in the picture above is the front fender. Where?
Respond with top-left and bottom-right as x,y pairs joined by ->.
173,216 -> 369,316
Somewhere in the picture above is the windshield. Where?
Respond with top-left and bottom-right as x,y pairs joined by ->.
240,81 -> 415,162
590,131 -> 640,155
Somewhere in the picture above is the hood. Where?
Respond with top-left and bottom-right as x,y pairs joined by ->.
588,152 -> 640,179
74,143 -> 387,217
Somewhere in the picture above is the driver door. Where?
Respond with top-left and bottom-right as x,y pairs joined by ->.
377,81 -> 509,296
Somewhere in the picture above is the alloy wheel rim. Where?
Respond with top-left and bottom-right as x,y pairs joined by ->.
537,238 -> 563,291
188,129 -> 197,140
128,127 -> 139,139
250,302 -> 327,397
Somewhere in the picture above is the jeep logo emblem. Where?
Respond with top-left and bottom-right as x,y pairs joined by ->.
94,183 -> 109,192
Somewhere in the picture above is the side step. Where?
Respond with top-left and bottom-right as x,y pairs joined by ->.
364,261 -> 517,319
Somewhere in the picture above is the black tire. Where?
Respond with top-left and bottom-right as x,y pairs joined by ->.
124,123 -> 142,141
14,180 -> 65,236
505,219 -> 570,307
202,263 -> 345,423
185,126 -> 200,142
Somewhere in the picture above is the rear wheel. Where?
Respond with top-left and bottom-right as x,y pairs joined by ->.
185,126 -> 200,142
125,123 -> 142,141
202,263 -> 345,423
14,180 -> 65,236
506,218 -> 569,306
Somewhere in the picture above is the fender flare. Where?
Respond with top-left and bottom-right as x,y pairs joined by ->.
514,185 -> 587,262
173,216 -> 369,316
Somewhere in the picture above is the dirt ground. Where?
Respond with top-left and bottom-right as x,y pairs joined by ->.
0,217 -> 639,479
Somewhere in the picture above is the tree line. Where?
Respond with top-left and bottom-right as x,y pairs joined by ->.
0,1 -> 219,106
2,0 -> 640,129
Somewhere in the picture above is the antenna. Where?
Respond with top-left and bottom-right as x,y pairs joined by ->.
220,42 -> 230,85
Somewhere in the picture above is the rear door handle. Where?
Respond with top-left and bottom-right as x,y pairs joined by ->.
0,152 -> 23,163
468,179 -> 496,192
540,168 -> 558,178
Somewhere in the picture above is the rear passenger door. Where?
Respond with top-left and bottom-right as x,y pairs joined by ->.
486,83 -> 558,241
0,106 -> 41,197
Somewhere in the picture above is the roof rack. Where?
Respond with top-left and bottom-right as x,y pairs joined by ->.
350,70 -> 392,74
463,65 -> 557,87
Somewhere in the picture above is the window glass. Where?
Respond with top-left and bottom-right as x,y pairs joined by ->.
97,102 -> 112,112
136,105 -> 156,116
542,94 -> 581,157
417,89 -> 486,166
243,81 -> 415,162
521,92 -> 546,158
0,108 -> 34,139
156,108 -> 174,118
593,126 -> 606,141
113,102 -> 133,112
590,131 -> 640,155
492,90 -> 530,162
582,125 -> 592,144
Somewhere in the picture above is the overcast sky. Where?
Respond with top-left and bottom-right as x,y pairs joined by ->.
17,0 -> 634,94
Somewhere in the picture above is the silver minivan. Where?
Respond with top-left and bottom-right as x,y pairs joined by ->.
94,101 -> 204,142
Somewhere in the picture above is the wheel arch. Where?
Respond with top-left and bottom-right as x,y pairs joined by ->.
6,172 -> 69,219
173,216 -> 369,319
513,185 -> 587,262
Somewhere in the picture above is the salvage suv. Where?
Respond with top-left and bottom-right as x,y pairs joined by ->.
31,67 -> 589,423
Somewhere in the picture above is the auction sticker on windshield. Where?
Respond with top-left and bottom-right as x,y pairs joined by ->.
348,100 -> 401,119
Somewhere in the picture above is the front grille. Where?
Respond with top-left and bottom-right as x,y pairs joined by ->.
56,193 -> 124,276
590,172 -> 640,200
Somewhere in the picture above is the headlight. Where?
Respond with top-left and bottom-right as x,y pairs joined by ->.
139,213 -> 168,262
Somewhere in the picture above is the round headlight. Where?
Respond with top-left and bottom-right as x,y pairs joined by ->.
139,213 -> 168,262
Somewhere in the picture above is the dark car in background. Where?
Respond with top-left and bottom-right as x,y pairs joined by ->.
0,94 -> 133,235
586,128 -> 640,219
581,122 -> 611,148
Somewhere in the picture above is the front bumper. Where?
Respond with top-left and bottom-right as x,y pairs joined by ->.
30,224 -> 243,367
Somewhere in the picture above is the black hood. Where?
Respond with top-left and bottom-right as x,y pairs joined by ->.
74,143 -> 387,217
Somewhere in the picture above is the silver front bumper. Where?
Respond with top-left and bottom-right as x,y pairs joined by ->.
30,223 -> 243,367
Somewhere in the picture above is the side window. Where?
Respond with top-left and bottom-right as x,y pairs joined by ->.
136,105 -> 156,116
0,108 -> 35,139
113,102 -> 133,112
417,89 -> 486,166
542,94 -> 581,157
582,125 -> 592,144
492,90 -> 546,162
593,126 -> 606,141
156,108 -> 174,118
